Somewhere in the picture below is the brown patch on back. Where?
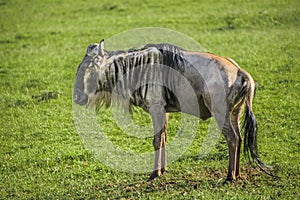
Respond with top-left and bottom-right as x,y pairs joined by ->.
187,51 -> 240,87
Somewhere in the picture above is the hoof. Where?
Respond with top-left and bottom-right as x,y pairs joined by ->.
223,177 -> 235,184
147,170 -> 161,182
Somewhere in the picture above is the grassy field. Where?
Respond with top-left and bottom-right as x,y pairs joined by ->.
1,0 -> 300,199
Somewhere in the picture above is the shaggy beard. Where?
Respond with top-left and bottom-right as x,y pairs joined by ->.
86,91 -> 112,113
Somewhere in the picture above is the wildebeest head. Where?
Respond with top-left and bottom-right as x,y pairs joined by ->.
73,39 -> 109,109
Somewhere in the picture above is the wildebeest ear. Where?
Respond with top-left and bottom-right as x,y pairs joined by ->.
99,39 -> 105,56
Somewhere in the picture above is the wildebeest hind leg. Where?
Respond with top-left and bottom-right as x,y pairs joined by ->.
215,113 -> 239,182
231,107 -> 243,178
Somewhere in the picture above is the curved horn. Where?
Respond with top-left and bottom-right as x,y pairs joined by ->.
99,39 -> 105,56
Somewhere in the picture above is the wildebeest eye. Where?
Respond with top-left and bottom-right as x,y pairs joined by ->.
82,55 -> 101,69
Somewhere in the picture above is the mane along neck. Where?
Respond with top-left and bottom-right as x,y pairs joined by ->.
143,43 -> 186,72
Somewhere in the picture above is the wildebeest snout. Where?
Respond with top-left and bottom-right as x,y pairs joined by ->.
73,89 -> 88,106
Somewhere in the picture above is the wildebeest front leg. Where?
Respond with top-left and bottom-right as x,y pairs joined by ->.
148,104 -> 167,181
161,113 -> 169,175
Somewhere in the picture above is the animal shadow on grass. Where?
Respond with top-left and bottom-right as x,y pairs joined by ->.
99,163 -> 275,200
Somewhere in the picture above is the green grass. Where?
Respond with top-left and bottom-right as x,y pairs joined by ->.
1,0 -> 300,199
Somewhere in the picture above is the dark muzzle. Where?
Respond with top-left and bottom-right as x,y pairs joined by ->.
73,89 -> 88,106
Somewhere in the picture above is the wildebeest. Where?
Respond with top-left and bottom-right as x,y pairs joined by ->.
74,39 -> 273,182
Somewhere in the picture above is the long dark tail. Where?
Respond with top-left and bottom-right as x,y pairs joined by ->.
242,76 -> 276,177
